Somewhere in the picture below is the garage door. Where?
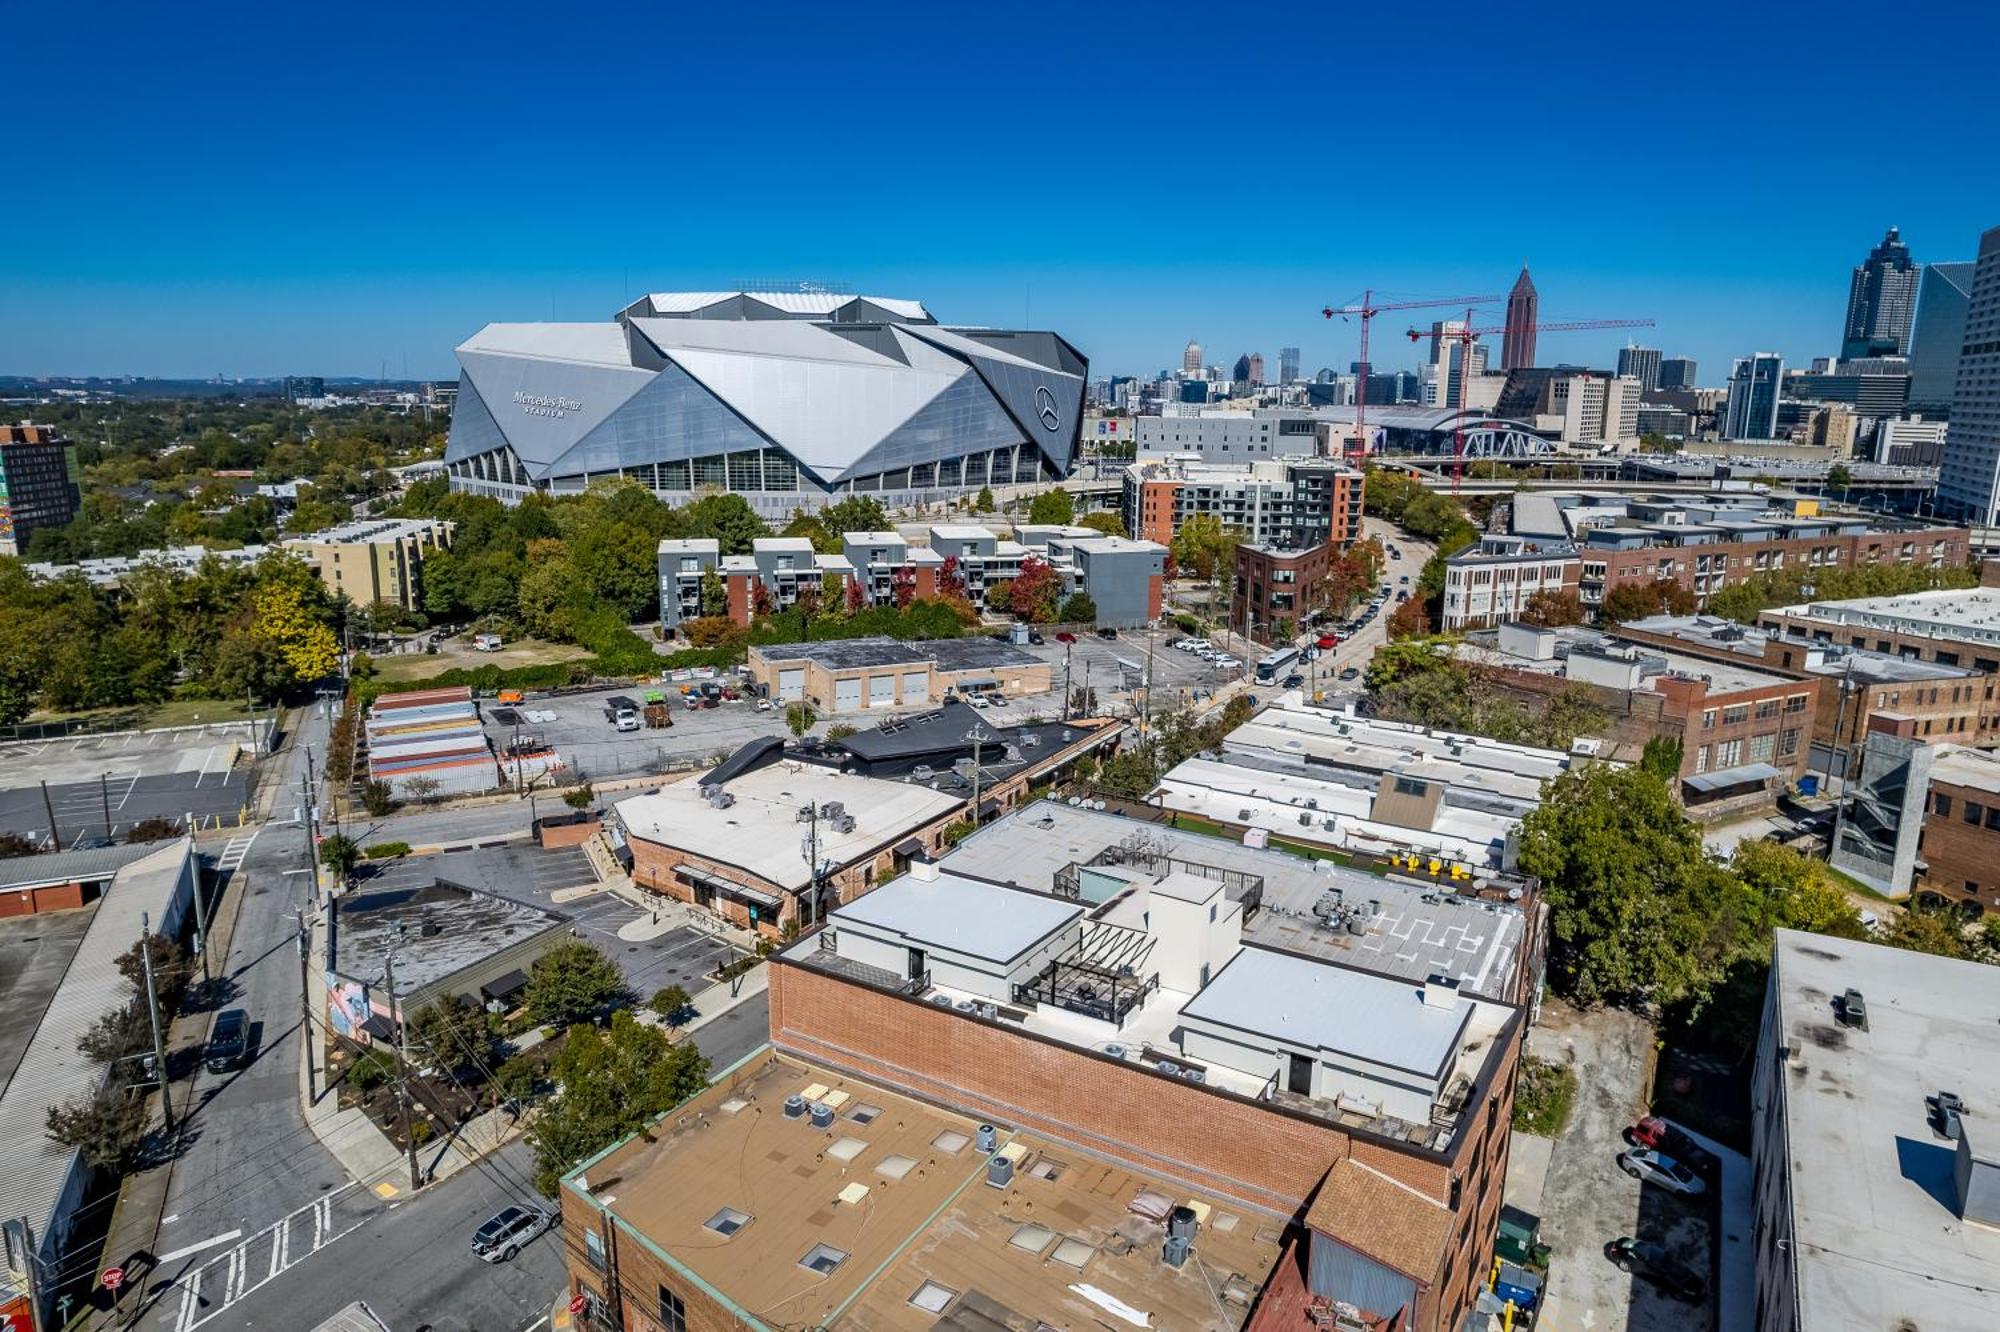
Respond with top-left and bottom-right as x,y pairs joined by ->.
869,674 -> 896,708
834,677 -> 862,712
900,670 -> 928,703
777,668 -> 805,702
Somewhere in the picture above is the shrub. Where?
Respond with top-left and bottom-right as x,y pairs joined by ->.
360,780 -> 395,815
649,984 -> 693,1026
409,1119 -> 433,1145
1511,1055 -> 1578,1137
347,1049 -> 397,1092
364,841 -> 411,859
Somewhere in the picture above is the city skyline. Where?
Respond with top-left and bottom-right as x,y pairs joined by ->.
2,3 -> 1996,385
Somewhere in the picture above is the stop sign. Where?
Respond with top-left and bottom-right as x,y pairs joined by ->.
101,1267 -> 125,1290
569,1294 -> 588,1315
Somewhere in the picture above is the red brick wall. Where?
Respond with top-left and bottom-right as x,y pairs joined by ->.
723,572 -> 754,626
1139,479 -> 1180,545
1917,781 -> 2000,913
0,881 -> 90,918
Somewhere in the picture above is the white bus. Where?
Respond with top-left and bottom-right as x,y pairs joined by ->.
1254,647 -> 1301,684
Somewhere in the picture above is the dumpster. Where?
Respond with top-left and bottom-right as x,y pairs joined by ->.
1494,1204 -> 1551,1268
1797,774 -> 1819,796
1491,1261 -> 1542,1311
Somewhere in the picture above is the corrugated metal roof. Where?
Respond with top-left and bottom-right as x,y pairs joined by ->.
0,841 -> 195,1232
0,842 -> 157,891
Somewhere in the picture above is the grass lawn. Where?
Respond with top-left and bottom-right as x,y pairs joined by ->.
1823,860 -> 1898,904
23,696 -> 270,734
369,637 -> 591,682
1512,1055 -> 1578,1136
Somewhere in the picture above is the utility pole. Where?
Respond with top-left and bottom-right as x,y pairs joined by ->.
295,911 -> 317,1104
967,726 -> 987,826
138,912 -> 173,1132
382,948 -> 423,1191
189,827 -> 213,984
1061,641 -> 1074,721
100,773 -> 113,841
39,780 -> 61,852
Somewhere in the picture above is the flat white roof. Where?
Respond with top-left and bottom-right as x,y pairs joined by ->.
1224,701 -> 1575,800
1927,744 -> 2000,797
1180,946 -> 1471,1077
615,763 -> 962,892
1774,586 -> 2000,644
830,870 -> 1082,965
1770,930 -> 2000,1328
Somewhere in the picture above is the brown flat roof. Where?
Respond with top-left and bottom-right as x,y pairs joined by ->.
572,1052 -> 1286,1330
1302,1156 -> 1452,1283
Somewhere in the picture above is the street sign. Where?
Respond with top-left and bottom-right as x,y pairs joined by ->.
101,1266 -> 125,1290
569,1293 -> 588,1314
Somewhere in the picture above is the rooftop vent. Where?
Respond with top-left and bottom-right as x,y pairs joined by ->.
808,1101 -> 835,1129
1929,1091 -> 1966,1140
418,916 -> 441,939
1835,988 -> 1869,1030
1421,974 -> 1462,1010
975,1124 -> 997,1153
783,1093 -> 808,1119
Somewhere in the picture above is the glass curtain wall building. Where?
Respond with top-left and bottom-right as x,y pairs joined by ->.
443,291 -> 1087,516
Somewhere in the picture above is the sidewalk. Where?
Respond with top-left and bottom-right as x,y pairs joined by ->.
298,908 -> 414,1198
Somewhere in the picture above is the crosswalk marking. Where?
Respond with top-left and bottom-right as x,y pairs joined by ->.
166,1185 -> 373,1332
216,828 -> 260,875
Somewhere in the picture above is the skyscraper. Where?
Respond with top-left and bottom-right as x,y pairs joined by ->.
1616,345 -> 1663,393
1842,226 -> 1920,359
1278,347 -> 1300,384
1183,340 -> 1203,375
1248,353 -> 1265,385
1232,353 -> 1253,384
1940,226 -> 2000,523
1909,260 -> 1978,410
1501,266 -> 1538,370
1725,353 -> 1785,439
1658,357 -> 1698,390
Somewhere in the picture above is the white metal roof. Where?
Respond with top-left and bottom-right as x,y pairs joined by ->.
615,764 -> 962,892
456,321 -> 636,366
1178,945 -> 1472,1076
638,291 -> 932,321
830,871 -> 1082,965
0,841 -> 194,1234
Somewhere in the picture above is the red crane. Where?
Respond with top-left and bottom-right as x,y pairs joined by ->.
1322,291 -> 1499,464
1408,312 -> 1657,490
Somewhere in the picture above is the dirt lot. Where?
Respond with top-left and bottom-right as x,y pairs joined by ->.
1526,1001 -> 1716,1332
371,636 -> 591,682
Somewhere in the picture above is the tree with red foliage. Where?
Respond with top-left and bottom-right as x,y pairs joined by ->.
890,567 -> 916,610
844,577 -> 867,614
1009,556 -> 1062,624
1386,597 -> 1431,640
1601,578 -> 1695,623
751,580 -> 774,618
1520,588 -> 1585,627
938,555 -> 967,600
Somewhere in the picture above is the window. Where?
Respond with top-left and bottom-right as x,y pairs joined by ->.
1701,709 -> 1716,730
1722,705 -> 1749,725
703,1207 -> 753,1237
1779,729 -> 1800,757
658,1285 -> 687,1332
799,1242 -> 849,1275
1695,745 -> 1710,774
1716,739 -> 1744,767
1967,801 -> 1985,826
1394,777 -> 1429,797
1754,699 -> 1779,720
584,1227 -> 606,1270
1749,733 -> 1775,763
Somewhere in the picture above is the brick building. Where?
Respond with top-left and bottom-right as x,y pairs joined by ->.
1439,535 -> 1582,631
1232,541 -> 1334,638
282,516 -> 454,612
1120,457 -> 1363,552
1914,745 -> 2000,913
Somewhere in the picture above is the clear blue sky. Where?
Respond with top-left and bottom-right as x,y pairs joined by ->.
4,1 -> 1996,386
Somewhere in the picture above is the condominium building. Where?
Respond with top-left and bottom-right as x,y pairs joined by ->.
1134,411 -> 1323,465
1616,345 -> 1662,392
1725,353 -> 1785,439
1439,535 -> 1582,631
1909,260 -> 1977,410
657,524 -> 1166,632
1121,457 -> 1363,551
1752,931 -> 2000,1331
0,423 -> 80,557
282,516 -> 454,611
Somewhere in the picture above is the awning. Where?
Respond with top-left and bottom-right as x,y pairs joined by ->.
893,838 -> 926,857
674,863 -> 783,909
1683,762 -> 1784,794
480,969 -> 530,1004
977,798 -> 1001,817
954,675 -> 1001,690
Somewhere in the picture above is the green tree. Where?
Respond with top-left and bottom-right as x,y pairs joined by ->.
681,493 -> 768,554
1639,736 -> 1686,782
1730,840 -> 1867,938
1515,764 -> 1744,1009
817,496 -> 891,537
786,701 -> 817,738
360,780 -> 394,816
563,782 -> 595,812
698,569 -> 726,618
524,940 -> 633,1028
1078,511 -> 1127,538
1170,513 -> 1236,583
974,486 -> 996,513
528,1010 -> 710,1194
249,554 -> 341,684
407,994 -> 497,1073
1882,901 -> 1972,959
1028,489 -> 1076,525
1057,592 -> 1097,624
77,1002 -> 150,1065
318,833 -> 360,885
648,984 -> 693,1025
46,1089 -> 152,1169
1827,463 -> 1853,495
1520,589 -> 1585,627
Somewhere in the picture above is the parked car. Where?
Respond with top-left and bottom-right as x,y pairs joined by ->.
756,698 -> 773,711
1316,634 -> 1338,649
205,1008 -> 250,1074
1603,1237 -> 1707,1302
1338,667 -> 1361,681
1396,590 -> 1409,601
1097,626 -> 1118,639
471,1205 -> 554,1263
1028,631 -> 1044,645
1625,1117 -> 1718,1177
1056,631 -> 1078,644
1390,549 -> 1402,561
1617,1148 -> 1707,1197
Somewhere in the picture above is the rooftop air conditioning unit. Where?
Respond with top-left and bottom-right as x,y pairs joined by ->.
1836,987 -> 1869,1030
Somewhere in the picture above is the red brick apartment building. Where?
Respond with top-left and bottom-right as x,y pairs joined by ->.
561,804 -> 1533,1332
1579,521 -> 1968,612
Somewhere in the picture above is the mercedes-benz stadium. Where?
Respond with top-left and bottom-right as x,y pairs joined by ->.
442,290 -> 1087,515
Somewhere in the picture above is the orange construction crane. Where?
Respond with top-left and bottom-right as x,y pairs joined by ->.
1321,291 -> 1499,463
1408,312 -> 1656,489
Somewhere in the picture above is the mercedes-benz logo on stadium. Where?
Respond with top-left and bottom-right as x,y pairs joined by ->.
1035,385 -> 1061,432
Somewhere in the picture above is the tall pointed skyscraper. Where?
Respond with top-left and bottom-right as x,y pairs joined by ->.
1842,226 -> 1919,360
1501,266 -> 1538,371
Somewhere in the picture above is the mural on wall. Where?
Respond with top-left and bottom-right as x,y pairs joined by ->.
329,978 -> 372,1040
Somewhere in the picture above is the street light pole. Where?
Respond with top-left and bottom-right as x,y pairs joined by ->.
382,947 -> 424,1192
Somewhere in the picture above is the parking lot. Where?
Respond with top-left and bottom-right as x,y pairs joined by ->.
994,630 -> 1239,720
0,726 -> 257,843
481,682 -> 797,783
349,842 -> 746,999
1525,1003 -> 1718,1332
